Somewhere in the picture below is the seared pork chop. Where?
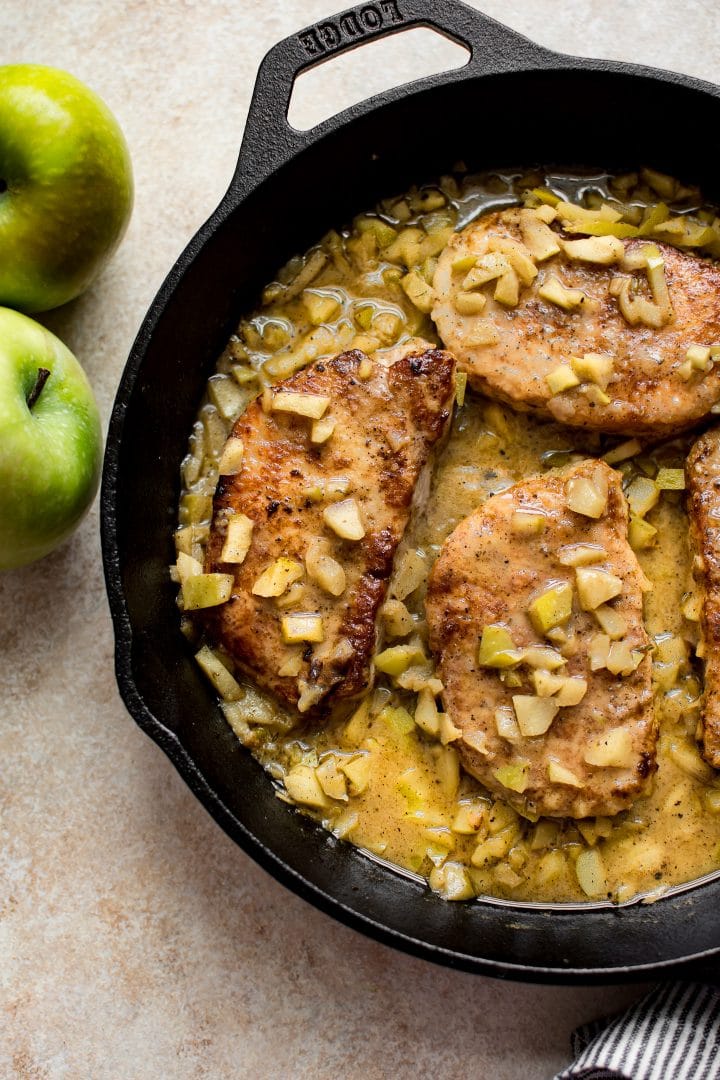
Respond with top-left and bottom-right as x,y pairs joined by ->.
426,460 -> 656,819
432,207 -> 720,437
203,342 -> 456,716
686,428 -> 720,768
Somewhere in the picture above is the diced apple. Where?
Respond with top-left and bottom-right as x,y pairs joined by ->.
585,727 -> 635,767
220,512 -> 254,564
272,391 -> 330,419
280,613 -> 324,644
512,695 -> 559,736
576,567 -> 623,610
478,624 -> 523,667
183,573 -> 234,610
252,557 -> 304,598
527,581 -> 573,635
218,436 -> 244,475
547,760 -> 584,787
323,498 -> 365,540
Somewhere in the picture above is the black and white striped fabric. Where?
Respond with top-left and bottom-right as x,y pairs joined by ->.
554,982 -> 720,1080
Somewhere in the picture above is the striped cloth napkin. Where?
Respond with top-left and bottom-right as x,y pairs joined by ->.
554,983 -> 720,1079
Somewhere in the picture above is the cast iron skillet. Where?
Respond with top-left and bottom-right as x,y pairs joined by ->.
102,0 -> 720,983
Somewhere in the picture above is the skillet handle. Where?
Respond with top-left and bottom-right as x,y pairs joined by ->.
233,0 -> 553,187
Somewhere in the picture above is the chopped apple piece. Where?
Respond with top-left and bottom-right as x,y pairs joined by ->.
414,688 -> 440,737
494,268 -> 520,306
488,237 -> 538,284
554,676 -> 588,706
315,756 -> 348,801
195,644 -> 242,700
575,849 -> 607,897
494,705 -> 522,742
277,653 -> 303,678
340,754 -> 371,794
381,598 -> 414,638
512,695 -> 559,736
511,510 -> 546,536
221,513 -> 254,564
562,235 -> 624,264
547,760 -> 584,787
571,352 -> 614,389
538,276 -> 586,310
280,613 -> 324,644
655,467 -> 685,491
585,728 -> 635,768
176,550 -> 203,586
492,760 -> 531,793
478,624 -> 523,668
284,765 -> 329,809
464,320 -> 501,347
558,543 -> 607,566
272,391 -> 330,419
606,640 -> 644,675
451,802 -> 488,834
532,669 -> 566,697
546,364 -> 580,395
305,537 -> 346,596
626,476 -> 659,517
527,581 -> 573,635
455,371 -> 468,406
218,436 -> 244,475
374,643 -> 426,677
252,557 -> 304,598
401,270 -> 434,313
302,290 -> 341,325
323,498 -> 365,540
451,253 -> 478,274
429,862 -> 474,901
310,416 -> 336,445
602,438 -> 642,465
183,573 -> 234,610
589,633 -> 611,671
566,469 -> 608,518
576,567 -> 623,610
519,210 -> 561,261
463,252 -> 511,289
522,645 -> 567,670
593,604 -> 627,640
686,344 -> 712,371
453,290 -> 487,316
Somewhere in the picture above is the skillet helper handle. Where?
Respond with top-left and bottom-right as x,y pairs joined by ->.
234,0 -> 552,186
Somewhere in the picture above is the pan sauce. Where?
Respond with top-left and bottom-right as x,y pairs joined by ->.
176,168 -> 720,904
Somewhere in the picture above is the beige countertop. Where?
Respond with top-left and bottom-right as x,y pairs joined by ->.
1,1 -> 717,1075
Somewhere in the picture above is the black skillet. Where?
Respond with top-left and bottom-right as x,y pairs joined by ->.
101,0 -> 720,982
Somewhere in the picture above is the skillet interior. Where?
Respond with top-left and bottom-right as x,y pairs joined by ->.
102,1 -> 720,981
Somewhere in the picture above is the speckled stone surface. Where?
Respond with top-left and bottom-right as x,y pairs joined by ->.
1,1 -> 717,1076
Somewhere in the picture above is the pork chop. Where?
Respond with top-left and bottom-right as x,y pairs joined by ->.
426,459 -> 656,819
203,342 -> 456,716
686,428 -> 720,767
432,207 -> 720,437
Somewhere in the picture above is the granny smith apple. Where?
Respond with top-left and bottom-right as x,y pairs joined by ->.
0,307 -> 102,569
0,64 -> 133,313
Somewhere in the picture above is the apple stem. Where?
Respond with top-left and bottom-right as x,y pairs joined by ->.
26,367 -> 51,411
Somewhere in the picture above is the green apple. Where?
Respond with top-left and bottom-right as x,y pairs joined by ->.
0,307 -> 102,569
0,64 -> 133,313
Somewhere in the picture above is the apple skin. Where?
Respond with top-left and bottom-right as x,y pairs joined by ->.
0,307 -> 102,570
0,65 -> 133,313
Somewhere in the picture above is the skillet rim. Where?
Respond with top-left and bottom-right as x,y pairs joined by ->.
101,0 -> 720,982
